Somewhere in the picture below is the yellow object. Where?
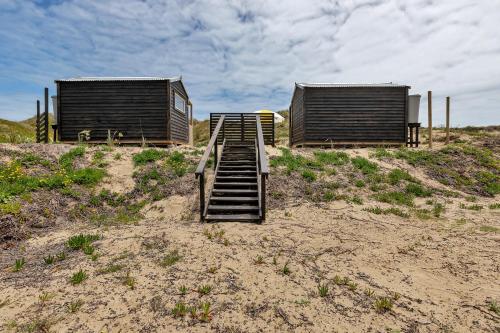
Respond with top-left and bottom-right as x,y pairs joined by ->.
253,109 -> 284,123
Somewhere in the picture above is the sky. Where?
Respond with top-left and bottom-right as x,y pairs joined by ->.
0,0 -> 499,125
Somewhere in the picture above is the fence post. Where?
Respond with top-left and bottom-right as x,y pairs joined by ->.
44,87 -> 49,143
427,91 -> 432,148
36,100 -> 40,143
445,96 -> 450,145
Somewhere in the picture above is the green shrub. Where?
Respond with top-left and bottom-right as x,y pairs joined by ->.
67,234 -> 100,251
0,201 -> 21,216
375,191 -> 414,206
387,169 -> 417,185
301,170 -> 317,182
351,157 -> 378,174
355,180 -> 365,188
133,149 -> 165,166
313,151 -> 349,166
405,183 -> 433,197
371,148 -> 394,159
60,146 -> 86,170
70,168 -> 106,186
165,151 -> 191,177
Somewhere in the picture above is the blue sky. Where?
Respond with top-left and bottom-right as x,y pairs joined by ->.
0,0 -> 499,125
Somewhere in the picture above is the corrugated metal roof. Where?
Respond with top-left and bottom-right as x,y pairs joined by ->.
55,76 -> 181,82
296,82 -> 410,88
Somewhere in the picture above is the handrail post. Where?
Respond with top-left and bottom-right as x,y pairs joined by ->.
261,174 -> 266,221
195,115 -> 225,222
36,100 -> 40,143
214,139 -> 218,170
199,173 -> 205,222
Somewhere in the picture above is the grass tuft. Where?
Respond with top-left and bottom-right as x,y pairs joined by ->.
70,270 -> 88,285
160,250 -> 182,267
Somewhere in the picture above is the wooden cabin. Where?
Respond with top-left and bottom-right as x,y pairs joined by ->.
54,77 -> 192,144
289,83 -> 410,146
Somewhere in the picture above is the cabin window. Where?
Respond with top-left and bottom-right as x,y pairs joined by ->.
174,92 -> 186,113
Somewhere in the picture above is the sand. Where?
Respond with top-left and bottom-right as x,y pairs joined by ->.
0,142 -> 499,333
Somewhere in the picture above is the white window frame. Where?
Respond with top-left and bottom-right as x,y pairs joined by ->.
174,92 -> 186,113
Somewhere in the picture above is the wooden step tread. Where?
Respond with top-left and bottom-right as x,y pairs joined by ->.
217,170 -> 256,174
214,182 -> 257,187
208,205 -> 259,211
210,196 -> 258,202
219,165 -> 256,169
212,189 -> 258,193
205,214 -> 260,221
215,176 -> 257,181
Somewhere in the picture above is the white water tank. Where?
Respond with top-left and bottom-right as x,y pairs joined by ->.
408,94 -> 421,124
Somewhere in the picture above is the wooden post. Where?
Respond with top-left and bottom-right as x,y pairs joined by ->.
36,100 -> 40,143
427,91 -> 432,148
445,96 -> 450,145
44,87 -> 49,143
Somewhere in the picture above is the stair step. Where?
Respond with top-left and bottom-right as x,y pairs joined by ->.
208,205 -> 259,212
217,170 -> 256,174
220,160 -> 255,164
212,189 -> 258,195
216,176 -> 257,181
205,214 -> 260,222
219,165 -> 256,169
214,182 -> 257,188
210,196 -> 258,202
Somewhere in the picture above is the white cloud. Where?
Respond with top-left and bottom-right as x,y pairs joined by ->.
0,0 -> 499,125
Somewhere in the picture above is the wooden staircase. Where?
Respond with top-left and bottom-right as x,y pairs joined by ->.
206,142 -> 260,222
195,115 -> 270,223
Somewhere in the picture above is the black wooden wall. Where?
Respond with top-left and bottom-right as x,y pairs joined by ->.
291,86 -> 408,144
57,80 -> 169,141
170,80 -> 189,143
290,87 -> 304,144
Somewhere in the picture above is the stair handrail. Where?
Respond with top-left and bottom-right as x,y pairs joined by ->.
256,116 -> 269,176
195,115 -> 225,221
256,116 -> 268,221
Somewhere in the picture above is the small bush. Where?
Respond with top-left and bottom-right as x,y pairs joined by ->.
70,168 -> 106,186
12,258 -> 25,272
318,283 -> 329,297
351,157 -> 378,175
133,149 -> 165,166
67,234 -> 100,251
314,151 -> 349,166
363,206 -> 409,218
301,170 -> 317,182
375,191 -> 414,206
374,297 -> 393,313
160,250 -> 182,267
387,169 -> 417,185
371,148 -> 394,159
60,146 -> 86,170
70,270 -> 88,285
405,183 -> 433,197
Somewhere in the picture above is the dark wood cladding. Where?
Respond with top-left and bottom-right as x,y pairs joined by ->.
210,113 -> 274,145
170,80 -> 189,143
56,79 -> 190,144
290,86 -> 408,145
290,87 -> 304,144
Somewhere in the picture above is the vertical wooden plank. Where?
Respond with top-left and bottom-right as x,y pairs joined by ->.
44,87 -> 49,143
56,82 -> 61,141
288,106 -> 292,147
36,100 -> 40,143
166,80 -> 171,141
427,90 -> 432,148
404,87 -> 409,146
445,96 -> 450,145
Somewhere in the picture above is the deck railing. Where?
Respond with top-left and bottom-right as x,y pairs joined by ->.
195,115 -> 225,221
255,116 -> 269,221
